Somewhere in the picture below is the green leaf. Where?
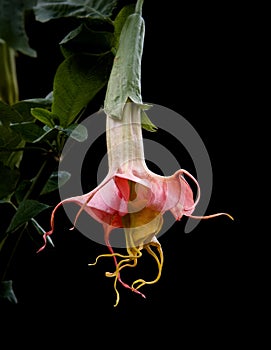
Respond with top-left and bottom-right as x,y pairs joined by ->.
12,96 -> 53,122
10,122 -> 45,142
0,201 -> 16,249
14,179 -> 32,203
0,280 -> 18,304
0,161 -> 20,199
34,0 -> 118,22
52,52 -> 113,127
0,100 -> 23,125
60,23 -> 114,58
0,0 -> 37,57
41,170 -> 71,194
63,123 -> 88,142
6,199 -> 50,233
0,124 -> 24,168
32,125 -> 59,143
31,107 -> 57,127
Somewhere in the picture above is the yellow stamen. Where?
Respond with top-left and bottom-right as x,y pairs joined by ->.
132,241 -> 164,290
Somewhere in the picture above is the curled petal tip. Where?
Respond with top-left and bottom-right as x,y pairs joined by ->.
218,212 -> 234,221
36,231 -> 52,253
132,288 -> 146,299
36,245 -> 45,254
189,212 -> 234,220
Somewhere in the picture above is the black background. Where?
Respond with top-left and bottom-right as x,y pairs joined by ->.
2,1 -> 250,345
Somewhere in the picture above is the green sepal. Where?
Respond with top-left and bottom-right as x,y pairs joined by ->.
104,9 -> 149,119
141,110 -> 158,132
113,4 -> 135,51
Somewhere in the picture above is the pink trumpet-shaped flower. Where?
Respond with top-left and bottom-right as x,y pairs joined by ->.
38,102 -> 233,306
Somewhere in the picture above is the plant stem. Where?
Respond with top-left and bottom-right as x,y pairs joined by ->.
0,153 -> 59,282
23,153 -> 59,200
0,41 -> 19,104
135,0 -> 144,14
1,225 -> 25,281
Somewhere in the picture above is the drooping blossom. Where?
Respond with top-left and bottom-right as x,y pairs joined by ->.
38,0 -> 233,306
38,101 -> 233,306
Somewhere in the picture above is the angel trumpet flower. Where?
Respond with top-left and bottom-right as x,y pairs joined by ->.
38,0 -> 233,306
38,101 -> 233,306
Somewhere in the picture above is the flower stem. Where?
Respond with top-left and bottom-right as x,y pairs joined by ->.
135,0 -> 144,14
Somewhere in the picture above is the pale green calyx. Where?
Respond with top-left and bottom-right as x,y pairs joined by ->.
104,0 -> 151,120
